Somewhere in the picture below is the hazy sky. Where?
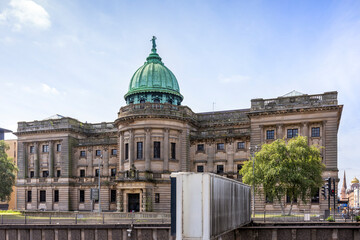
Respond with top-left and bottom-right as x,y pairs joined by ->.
1,0 -> 359,189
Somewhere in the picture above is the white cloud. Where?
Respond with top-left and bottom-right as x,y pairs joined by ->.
218,74 -> 251,84
0,0 -> 51,31
41,83 -> 59,95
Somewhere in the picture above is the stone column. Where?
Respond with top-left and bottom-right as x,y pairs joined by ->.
322,121 -> 327,164
207,141 -> 215,173
129,130 -> 134,167
34,142 -> 39,178
119,131 -> 124,171
103,147 -> 109,177
87,147 -> 93,177
276,124 -> 283,139
49,141 -> 54,178
163,129 -> 169,171
259,125 -> 264,144
145,128 -> 151,171
227,140 -> 234,174
18,142 -> 27,178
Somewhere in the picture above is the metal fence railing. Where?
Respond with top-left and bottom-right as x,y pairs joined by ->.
252,210 -> 359,223
0,212 -> 171,225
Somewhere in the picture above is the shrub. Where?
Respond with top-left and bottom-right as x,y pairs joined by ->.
326,216 -> 335,222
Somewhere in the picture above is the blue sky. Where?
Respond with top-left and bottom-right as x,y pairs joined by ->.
1,0 -> 359,189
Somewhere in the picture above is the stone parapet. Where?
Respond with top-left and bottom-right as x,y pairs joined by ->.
251,91 -> 338,112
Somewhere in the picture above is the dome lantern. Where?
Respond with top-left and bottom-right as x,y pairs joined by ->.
124,36 -> 183,105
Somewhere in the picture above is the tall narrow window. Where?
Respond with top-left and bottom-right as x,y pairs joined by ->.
237,164 -> 243,179
95,169 -> 99,177
111,149 -> 117,155
56,170 -> 61,178
125,143 -> 129,160
155,193 -> 160,203
171,143 -> 176,159
137,142 -> 143,159
54,190 -> 59,202
80,169 -> 85,177
56,144 -> 61,152
42,171 -> 49,178
30,146 -> 35,154
40,190 -> 46,202
154,141 -> 161,158
42,145 -> 49,153
237,142 -> 245,149
79,190 -> 85,203
197,144 -> 204,152
27,191 -> 32,202
110,190 -> 116,203
111,168 -> 116,177
30,171 -> 34,178
80,151 -> 86,157
95,150 -> 101,156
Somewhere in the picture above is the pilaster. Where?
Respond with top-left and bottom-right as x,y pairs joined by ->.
163,128 -> 169,171
145,128 -> 151,171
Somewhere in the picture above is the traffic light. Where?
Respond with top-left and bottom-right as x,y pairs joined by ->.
326,177 -> 332,198
331,189 -> 335,196
321,185 -> 327,199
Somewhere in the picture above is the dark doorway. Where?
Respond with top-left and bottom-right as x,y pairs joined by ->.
128,193 -> 140,212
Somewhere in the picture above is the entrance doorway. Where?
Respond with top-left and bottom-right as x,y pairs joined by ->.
128,193 -> 140,212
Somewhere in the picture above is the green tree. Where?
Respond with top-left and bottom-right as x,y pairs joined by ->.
0,140 -> 17,202
240,136 -> 324,215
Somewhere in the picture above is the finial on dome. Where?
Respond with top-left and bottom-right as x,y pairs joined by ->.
151,36 -> 157,53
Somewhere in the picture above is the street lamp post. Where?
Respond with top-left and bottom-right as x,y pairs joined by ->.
250,145 -> 259,218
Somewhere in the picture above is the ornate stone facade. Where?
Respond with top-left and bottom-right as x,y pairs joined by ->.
15,40 -> 343,212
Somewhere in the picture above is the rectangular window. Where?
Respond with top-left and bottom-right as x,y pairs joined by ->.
237,142 -> 245,149
54,190 -> 59,202
110,190 -> 116,203
237,164 -> 243,174
95,169 -> 99,177
137,142 -> 143,159
56,144 -> 61,152
125,143 -> 129,159
155,193 -> 160,203
111,168 -> 116,177
95,150 -> 101,156
111,149 -> 117,155
27,191 -> 32,202
56,170 -> 61,178
80,169 -> 85,177
266,130 -> 275,140
40,190 -> 46,202
171,143 -> 176,159
42,145 -> 49,153
311,188 -> 320,203
217,143 -> 225,150
30,146 -> 35,154
217,165 -> 224,174
154,141 -> 161,158
311,127 -> 320,137
80,151 -> 86,157
287,129 -> 298,139
30,171 -> 34,178
197,165 -> 204,173
197,144 -> 204,152
42,171 -> 49,178
79,190 -> 85,203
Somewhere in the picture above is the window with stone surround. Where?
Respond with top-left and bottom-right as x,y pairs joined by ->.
80,169 -> 85,177
197,144 -> 204,152
155,193 -> 160,203
197,165 -> 204,172
56,170 -> 61,178
137,142 -> 143,159
217,143 -> 225,151
154,141 -> 161,158
311,127 -> 320,137
111,168 -> 116,177
111,149 -> 117,156
95,150 -> 101,156
54,190 -> 59,202
30,146 -> 35,154
95,169 -> 99,177
266,130 -> 275,140
171,143 -> 176,159
30,171 -> 34,178
237,142 -> 245,150
79,190 -> 85,203
110,190 -> 116,203
27,191 -> 32,202
217,165 -> 224,174
80,151 -> 86,158
125,143 -> 129,159
287,128 -> 298,139
42,171 -> 49,178
42,145 -> 49,153
39,190 -> 46,202
56,144 -> 61,152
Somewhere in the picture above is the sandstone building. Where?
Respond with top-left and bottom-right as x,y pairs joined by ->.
15,38 -> 343,213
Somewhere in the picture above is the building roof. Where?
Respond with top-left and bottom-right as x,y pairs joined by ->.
43,114 -> 66,120
281,90 -> 305,97
124,37 -> 183,102
351,177 -> 359,184
0,128 -> 12,133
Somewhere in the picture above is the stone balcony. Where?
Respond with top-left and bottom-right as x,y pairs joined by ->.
250,91 -> 338,112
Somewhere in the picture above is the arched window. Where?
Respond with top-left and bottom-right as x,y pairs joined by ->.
154,98 -> 160,103
168,99 -> 173,104
140,99 -> 145,103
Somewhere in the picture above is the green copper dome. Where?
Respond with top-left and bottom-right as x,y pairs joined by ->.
124,37 -> 183,105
